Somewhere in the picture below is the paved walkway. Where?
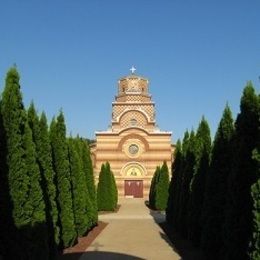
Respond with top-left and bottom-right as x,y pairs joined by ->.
80,198 -> 180,260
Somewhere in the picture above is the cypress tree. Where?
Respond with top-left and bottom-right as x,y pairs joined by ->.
1,68 -> 28,250
250,150 -> 260,260
201,105 -> 234,259
50,113 -> 76,248
149,166 -> 161,209
166,139 -> 182,226
188,117 -> 211,246
28,104 -> 60,254
155,161 -> 170,210
0,99 -> 15,259
178,130 -> 197,238
223,83 -> 259,259
79,138 -> 98,226
1,67 -> 48,259
68,138 -> 90,236
39,112 -> 60,246
106,162 -> 117,210
97,164 -> 107,210
22,120 -> 49,259
250,94 -> 260,259
175,131 -> 190,231
110,167 -> 118,209
97,162 -> 117,211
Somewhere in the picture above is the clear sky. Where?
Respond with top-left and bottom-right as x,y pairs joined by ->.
0,0 -> 259,142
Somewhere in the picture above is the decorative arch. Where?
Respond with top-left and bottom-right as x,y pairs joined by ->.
120,162 -> 147,177
117,108 -> 150,123
118,133 -> 149,151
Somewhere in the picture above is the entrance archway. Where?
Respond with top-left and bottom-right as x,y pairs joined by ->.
121,163 -> 145,198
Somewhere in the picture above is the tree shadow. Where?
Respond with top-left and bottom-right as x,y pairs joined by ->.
144,200 -> 205,260
59,251 -> 145,260
0,221 -> 56,260
159,222 -> 205,260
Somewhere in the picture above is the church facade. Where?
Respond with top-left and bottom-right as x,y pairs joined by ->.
90,71 -> 173,198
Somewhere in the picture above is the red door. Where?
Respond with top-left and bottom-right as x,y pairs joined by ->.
125,180 -> 143,198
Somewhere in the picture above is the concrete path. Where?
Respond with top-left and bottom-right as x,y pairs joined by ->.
80,198 -> 180,260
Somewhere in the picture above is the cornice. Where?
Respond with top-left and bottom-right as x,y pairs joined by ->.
95,128 -> 172,136
112,102 -> 155,106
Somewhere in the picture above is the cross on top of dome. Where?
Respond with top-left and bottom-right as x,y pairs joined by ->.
130,66 -> 136,74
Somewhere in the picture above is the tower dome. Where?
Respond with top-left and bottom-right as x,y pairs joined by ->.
118,74 -> 149,96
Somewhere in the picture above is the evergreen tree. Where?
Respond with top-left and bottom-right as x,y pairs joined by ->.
97,162 -> 117,211
250,150 -> 260,260
68,138 -> 90,236
223,83 -> 259,259
178,130 -> 197,238
110,167 -> 118,209
200,105 -> 234,259
105,162 -> 118,210
188,117 -> 211,246
97,164 -> 107,210
79,138 -> 98,226
0,67 -> 48,259
149,166 -> 161,209
22,120 -> 49,259
28,104 -> 60,254
39,113 -> 60,245
0,99 -> 15,259
250,180 -> 260,260
1,68 -> 28,248
166,139 -> 182,226
50,113 -> 76,248
155,161 -> 170,210
175,131 -> 190,231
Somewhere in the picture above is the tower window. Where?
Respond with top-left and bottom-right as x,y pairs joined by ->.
130,118 -> 137,126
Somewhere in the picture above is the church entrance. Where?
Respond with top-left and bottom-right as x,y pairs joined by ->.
122,163 -> 145,198
124,180 -> 143,198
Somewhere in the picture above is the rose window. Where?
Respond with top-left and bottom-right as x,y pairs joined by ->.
128,144 -> 139,155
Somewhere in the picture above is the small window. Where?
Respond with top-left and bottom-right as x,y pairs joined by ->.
130,118 -> 137,126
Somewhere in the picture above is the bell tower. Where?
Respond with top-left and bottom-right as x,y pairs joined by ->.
112,73 -> 156,132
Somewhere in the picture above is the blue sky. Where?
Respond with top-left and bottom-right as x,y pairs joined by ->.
0,0 -> 259,142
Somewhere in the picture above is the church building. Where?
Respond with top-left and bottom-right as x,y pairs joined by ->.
90,68 -> 173,198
